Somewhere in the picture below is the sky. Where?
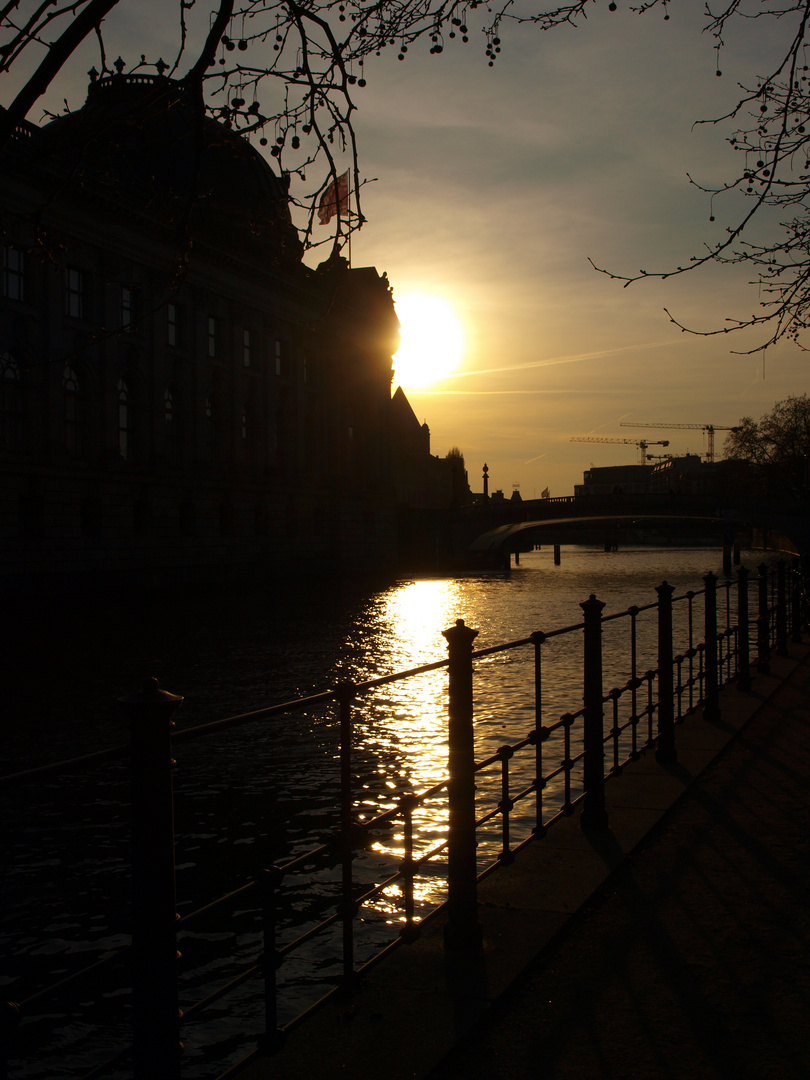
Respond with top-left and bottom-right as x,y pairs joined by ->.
4,2 -> 808,499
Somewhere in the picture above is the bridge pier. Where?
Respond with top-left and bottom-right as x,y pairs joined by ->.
554,544 -> 561,566
723,544 -> 732,578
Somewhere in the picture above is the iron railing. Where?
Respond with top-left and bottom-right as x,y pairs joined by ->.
0,558 -> 804,1080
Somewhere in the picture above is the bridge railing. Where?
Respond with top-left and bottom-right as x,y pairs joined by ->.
0,560 -> 803,1080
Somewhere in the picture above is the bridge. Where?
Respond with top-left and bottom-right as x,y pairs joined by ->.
460,492 -> 809,565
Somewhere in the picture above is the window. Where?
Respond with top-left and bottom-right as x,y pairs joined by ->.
208,316 -> 217,358
241,399 -> 258,469
167,303 -> 181,347
206,391 -> 222,461
64,268 -> 84,319
242,328 -> 251,368
164,385 -> 181,462
0,352 -> 23,450
121,286 -> 137,332
164,385 -> 176,428
63,364 -> 86,455
2,248 -> 24,301
118,378 -> 132,460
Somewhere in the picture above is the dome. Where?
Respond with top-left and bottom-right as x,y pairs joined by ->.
18,73 -> 303,263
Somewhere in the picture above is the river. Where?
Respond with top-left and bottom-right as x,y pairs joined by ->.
1,545 -> 771,1079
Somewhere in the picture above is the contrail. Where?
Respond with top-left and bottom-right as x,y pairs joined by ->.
445,340 -> 676,380
412,388 -> 627,396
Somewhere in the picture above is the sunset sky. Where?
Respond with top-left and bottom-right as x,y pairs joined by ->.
6,2 -> 807,498
350,4 -> 808,498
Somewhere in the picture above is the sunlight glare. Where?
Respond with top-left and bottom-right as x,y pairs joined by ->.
393,294 -> 464,389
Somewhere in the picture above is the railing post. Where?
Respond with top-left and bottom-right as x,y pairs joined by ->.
737,566 -> 751,692
791,558 -> 803,644
256,867 -> 285,1055
119,678 -> 183,1080
0,1001 -> 20,1080
703,572 -> 720,722
757,563 -> 771,673
655,581 -> 677,765
580,594 -> 608,831
776,559 -> 788,657
335,681 -> 356,986
399,794 -> 420,944
531,630 -> 545,835
442,619 -> 482,951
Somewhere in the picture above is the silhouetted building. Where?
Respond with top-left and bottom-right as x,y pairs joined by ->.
389,388 -> 468,508
650,454 -> 718,495
0,72 -> 434,587
574,464 -> 653,497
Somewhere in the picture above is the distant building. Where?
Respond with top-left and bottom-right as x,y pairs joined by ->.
0,72 -> 443,587
574,464 -> 654,497
651,454 -> 718,495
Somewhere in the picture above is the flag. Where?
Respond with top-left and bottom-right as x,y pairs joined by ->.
541,487 -> 550,499
318,170 -> 350,225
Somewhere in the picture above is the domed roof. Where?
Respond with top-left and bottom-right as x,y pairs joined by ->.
20,73 -> 303,263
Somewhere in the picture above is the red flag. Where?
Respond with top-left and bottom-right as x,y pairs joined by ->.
318,170 -> 349,225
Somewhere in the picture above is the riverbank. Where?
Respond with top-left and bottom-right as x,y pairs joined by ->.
236,641 -> 810,1080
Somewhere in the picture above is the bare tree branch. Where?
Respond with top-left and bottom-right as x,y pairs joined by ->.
5,0 -> 810,325
0,0 -> 121,148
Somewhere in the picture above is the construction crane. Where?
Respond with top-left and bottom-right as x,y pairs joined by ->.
570,436 -> 669,464
619,422 -> 740,464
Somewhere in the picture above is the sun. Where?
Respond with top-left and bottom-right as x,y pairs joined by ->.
393,294 -> 464,389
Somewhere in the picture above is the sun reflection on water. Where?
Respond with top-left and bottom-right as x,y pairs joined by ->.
350,579 -> 469,921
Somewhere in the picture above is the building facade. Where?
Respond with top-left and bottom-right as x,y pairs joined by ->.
1,73 -> 408,588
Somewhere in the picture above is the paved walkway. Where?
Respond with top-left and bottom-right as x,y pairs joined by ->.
239,644 -> 810,1080
432,650 -> 810,1080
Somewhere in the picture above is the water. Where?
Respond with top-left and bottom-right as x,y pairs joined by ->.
1,546 -> 767,1078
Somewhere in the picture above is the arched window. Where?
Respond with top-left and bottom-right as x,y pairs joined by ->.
242,397 -> 260,470
164,384 -> 182,463
206,387 -> 223,462
118,378 -> 132,460
63,363 -> 87,456
0,352 -> 23,451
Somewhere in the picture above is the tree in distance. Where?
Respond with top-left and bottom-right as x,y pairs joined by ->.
4,1 -> 810,347
723,394 -> 810,501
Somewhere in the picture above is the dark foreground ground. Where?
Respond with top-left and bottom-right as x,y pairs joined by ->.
241,645 -> 810,1080
431,654 -> 810,1080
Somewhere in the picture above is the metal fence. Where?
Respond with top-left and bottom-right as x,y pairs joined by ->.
0,559 -> 804,1080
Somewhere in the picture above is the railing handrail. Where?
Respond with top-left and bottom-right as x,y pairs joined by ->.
0,580 -> 747,788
